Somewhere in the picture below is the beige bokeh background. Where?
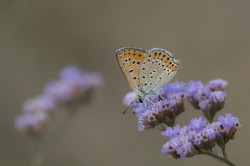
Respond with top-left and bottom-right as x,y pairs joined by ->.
1,1 -> 249,166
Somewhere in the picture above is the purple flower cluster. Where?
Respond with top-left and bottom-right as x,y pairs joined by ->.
185,79 -> 228,122
123,79 -> 229,130
161,114 -> 240,159
124,81 -> 186,130
122,78 -> 240,165
15,66 -> 103,137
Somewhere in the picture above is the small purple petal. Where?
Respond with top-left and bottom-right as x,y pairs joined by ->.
188,117 -> 206,132
218,113 -> 238,130
23,96 -> 55,113
209,91 -> 226,102
60,66 -> 84,81
205,79 -> 228,92
185,80 -> 204,98
123,92 -> 138,106
162,125 -> 181,138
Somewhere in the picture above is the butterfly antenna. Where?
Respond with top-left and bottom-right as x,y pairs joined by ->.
122,105 -> 130,114
122,97 -> 140,114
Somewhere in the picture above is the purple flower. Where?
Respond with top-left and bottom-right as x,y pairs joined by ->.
186,79 -> 227,122
213,114 -> 241,146
218,113 -> 239,131
202,126 -> 216,140
162,114 -> 240,159
60,66 -> 85,81
204,79 -> 228,92
209,91 -> 226,103
162,134 -> 196,159
14,112 -> 48,136
22,96 -> 55,113
185,80 -> 204,98
198,92 -> 226,112
188,117 -> 206,132
161,81 -> 186,95
137,121 -> 146,131
199,92 -> 226,122
133,103 -> 146,115
15,66 -> 103,137
198,99 -> 209,110
177,138 -> 194,158
131,82 -> 186,130
44,81 -> 74,103
192,133 -> 202,146
45,67 -> 103,105
162,125 -> 182,138
162,139 -> 178,154
123,92 -> 138,106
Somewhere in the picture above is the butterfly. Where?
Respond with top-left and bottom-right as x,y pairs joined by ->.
116,47 -> 180,100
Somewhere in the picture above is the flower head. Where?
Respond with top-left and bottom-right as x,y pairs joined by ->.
217,113 -> 240,135
128,81 -> 186,130
186,79 -> 227,122
14,112 -> 49,137
162,114 -> 240,159
185,80 -> 204,108
204,79 -> 228,92
162,127 -> 196,159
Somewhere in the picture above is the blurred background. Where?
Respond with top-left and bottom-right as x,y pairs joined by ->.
1,0 -> 249,166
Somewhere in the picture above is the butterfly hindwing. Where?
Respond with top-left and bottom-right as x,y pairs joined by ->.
140,48 -> 180,94
116,47 -> 149,96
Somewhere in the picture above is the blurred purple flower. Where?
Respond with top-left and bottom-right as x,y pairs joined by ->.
60,66 -> 85,81
22,96 -> 55,113
15,66 -> 103,137
86,72 -> 104,88
14,112 -> 49,137
44,81 -> 73,103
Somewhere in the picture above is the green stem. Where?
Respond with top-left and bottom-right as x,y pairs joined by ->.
222,145 -> 228,160
198,151 -> 236,166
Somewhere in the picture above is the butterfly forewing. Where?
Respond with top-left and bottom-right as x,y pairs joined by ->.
116,47 -> 149,96
140,48 -> 180,94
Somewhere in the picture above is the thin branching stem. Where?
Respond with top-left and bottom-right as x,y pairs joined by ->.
198,151 -> 236,166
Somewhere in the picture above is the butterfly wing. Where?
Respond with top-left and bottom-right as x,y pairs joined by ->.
140,48 -> 180,95
116,47 -> 149,96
